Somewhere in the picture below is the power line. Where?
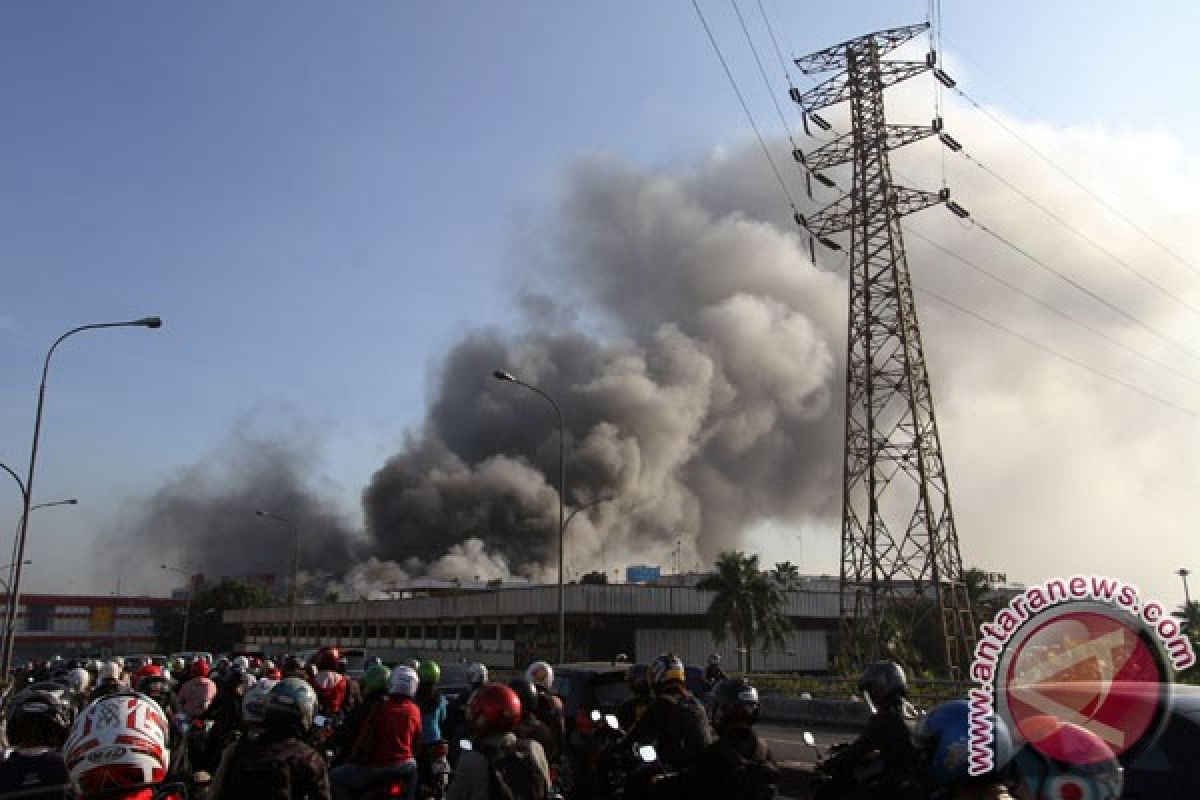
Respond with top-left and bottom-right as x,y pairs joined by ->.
951,84 -> 1200,281
971,218 -> 1200,365
916,285 -> 1200,421
955,146 -> 1200,321
904,224 -> 1200,389
729,0 -> 802,153
689,0 -> 800,214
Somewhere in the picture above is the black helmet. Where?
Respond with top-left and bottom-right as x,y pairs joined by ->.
709,678 -> 760,729
507,678 -> 537,717
136,674 -> 177,713
625,664 -> 650,694
7,687 -> 74,748
265,677 -> 317,732
858,660 -> 907,708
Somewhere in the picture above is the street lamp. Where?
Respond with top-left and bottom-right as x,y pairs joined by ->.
563,493 -> 615,576
255,510 -> 299,654
493,368 -> 566,663
7,498 -> 76,611
1178,568 -> 1192,608
1,316 -> 162,680
162,563 -> 196,652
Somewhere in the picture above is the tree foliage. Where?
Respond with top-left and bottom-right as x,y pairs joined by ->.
155,578 -> 273,654
698,551 -> 793,672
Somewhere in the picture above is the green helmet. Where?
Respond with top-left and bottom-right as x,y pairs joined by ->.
362,664 -> 391,695
417,660 -> 441,686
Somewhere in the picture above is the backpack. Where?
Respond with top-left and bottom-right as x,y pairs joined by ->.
483,740 -> 547,800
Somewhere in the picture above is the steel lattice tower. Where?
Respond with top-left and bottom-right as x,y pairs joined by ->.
791,24 -> 976,677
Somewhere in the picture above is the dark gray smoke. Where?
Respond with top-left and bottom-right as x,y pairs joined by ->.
104,431 -> 362,587
362,153 -> 848,576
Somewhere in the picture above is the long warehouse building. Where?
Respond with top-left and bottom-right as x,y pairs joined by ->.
226,581 -> 842,671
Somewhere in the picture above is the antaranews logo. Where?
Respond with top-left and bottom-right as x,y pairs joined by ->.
967,574 -> 1195,776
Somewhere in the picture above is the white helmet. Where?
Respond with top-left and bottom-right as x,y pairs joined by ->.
525,660 -> 554,690
238,672 -> 257,693
242,678 -> 278,724
98,661 -> 122,682
232,656 -> 250,672
65,693 -> 170,796
465,662 -> 488,687
66,667 -> 91,695
388,665 -> 419,698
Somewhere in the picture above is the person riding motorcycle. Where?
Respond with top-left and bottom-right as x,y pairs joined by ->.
616,664 -> 653,729
703,654 -> 726,687
180,658 -> 219,717
311,647 -> 351,719
642,677 -> 779,800
620,654 -> 714,772
93,659 -> 126,698
524,661 -> 564,764
333,663 -> 391,765
211,677 -> 331,800
65,666 -> 92,701
0,686 -> 74,799
417,661 -> 448,746
138,673 -> 193,783
331,665 -> 423,800
448,682 -> 550,800
915,699 -> 1015,800
445,661 -> 490,755
508,679 -> 557,767
819,660 -> 922,800
64,691 -> 179,800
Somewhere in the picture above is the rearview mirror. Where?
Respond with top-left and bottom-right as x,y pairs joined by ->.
638,744 -> 657,763
803,731 -> 815,747
605,714 -> 619,730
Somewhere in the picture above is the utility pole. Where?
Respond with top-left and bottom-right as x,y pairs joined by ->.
792,24 -> 975,678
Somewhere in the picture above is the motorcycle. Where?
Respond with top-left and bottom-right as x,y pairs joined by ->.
417,739 -> 452,800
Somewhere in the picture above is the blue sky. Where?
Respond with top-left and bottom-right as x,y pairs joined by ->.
1,1 -> 1197,596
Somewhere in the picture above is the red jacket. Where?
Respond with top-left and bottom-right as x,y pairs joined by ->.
356,695 -> 422,767
312,670 -> 348,714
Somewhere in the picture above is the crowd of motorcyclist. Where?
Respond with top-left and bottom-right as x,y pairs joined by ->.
0,650 -> 1126,800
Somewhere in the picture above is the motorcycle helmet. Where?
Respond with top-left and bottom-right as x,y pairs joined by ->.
136,675 -> 177,714
508,678 -> 538,717
467,683 -> 521,737
916,699 -> 1013,786
466,662 -> 489,688
710,678 -> 760,729
417,660 -> 441,687
264,677 -> 318,732
625,664 -> 650,695
66,667 -> 91,696
6,687 -> 74,748
242,678 -> 278,725
1010,716 -> 1122,800
232,655 -> 250,672
65,692 -> 170,799
190,659 -> 211,679
389,665 -> 419,698
708,653 -> 721,666
525,661 -> 554,691
362,664 -> 391,696
857,660 -> 907,710
98,660 -> 122,683
314,646 -> 341,671
649,654 -> 686,691
283,655 -> 304,675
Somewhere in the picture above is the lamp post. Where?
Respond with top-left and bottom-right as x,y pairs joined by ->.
1,316 -> 162,680
7,498 -> 76,619
255,510 -> 299,654
161,563 -> 196,652
493,369 -> 566,663
1178,568 -> 1192,608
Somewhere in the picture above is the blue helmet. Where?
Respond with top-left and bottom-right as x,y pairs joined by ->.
917,699 -> 1013,786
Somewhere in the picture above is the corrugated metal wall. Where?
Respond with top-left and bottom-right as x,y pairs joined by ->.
635,628 -> 829,671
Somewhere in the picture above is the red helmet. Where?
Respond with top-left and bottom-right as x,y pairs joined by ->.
265,667 -> 282,681
315,646 -> 341,671
134,664 -> 163,684
467,682 -> 521,737
191,660 -> 210,679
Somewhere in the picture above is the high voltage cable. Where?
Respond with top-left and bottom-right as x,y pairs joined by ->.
689,0 -> 800,215
954,147 -> 1200,321
754,0 -> 795,89
916,286 -> 1200,420
951,84 -> 1200,281
729,0 -> 802,154
971,218 -> 1200,365
904,225 -> 1200,389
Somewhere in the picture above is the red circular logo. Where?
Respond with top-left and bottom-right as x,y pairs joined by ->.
1000,607 -> 1167,762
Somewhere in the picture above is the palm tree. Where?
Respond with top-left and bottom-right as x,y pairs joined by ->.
698,551 -> 793,672
773,561 -> 801,590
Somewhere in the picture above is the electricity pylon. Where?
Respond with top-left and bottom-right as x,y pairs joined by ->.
791,24 -> 976,678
